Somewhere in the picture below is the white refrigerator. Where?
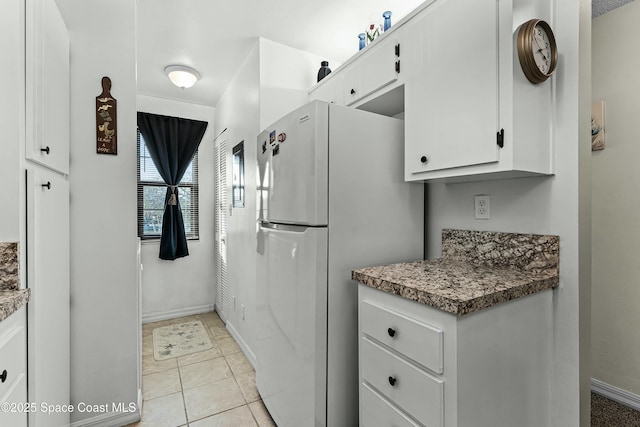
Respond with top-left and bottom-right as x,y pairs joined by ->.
256,100 -> 424,426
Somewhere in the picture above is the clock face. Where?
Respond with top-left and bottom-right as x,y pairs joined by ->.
532,25 -> 552,75
517,19 -> 557,84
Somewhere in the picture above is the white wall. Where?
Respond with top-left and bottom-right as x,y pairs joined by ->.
56,0 -> 140,424
215,41 -> 261,361
136,95 -> 217,322
215,38 -> 326,363
592,1 -> 640,396
425,0 -> 591,425
259,38 -> 327,130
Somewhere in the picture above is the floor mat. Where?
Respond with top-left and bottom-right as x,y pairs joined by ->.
152,320 -> 213,361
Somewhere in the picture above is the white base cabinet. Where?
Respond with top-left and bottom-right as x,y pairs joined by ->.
0,307 -> 27,427
358,284 -> 553,427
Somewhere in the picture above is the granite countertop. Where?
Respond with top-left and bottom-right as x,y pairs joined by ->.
352,229 -> 559,316
0,242 -> 30,321
0,289 -> 31,321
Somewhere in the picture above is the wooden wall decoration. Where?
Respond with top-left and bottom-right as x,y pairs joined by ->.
96,76 -> 117,154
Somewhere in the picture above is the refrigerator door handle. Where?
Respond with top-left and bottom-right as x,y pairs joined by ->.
260,222 -> 310,233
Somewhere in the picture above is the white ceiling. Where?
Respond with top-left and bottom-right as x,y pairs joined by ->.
60,0 -> 634,108
593,0 -> 635,17
136,0 -> 425,107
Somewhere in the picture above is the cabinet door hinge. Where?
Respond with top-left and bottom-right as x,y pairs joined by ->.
497,129 -> 504,148
395,60 -> 400,74
395,43 -> 400,57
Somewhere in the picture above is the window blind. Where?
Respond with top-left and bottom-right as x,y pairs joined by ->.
137,129 -> 199,240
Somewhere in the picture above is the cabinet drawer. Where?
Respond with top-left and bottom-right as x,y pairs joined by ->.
360,382 -> 420,427
361,337 -> 443,427
0,312 -> 27,398
361,299 -> 443,374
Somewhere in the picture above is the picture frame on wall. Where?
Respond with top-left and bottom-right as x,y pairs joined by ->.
592,100 -> 605,151
232,141 -> 245,208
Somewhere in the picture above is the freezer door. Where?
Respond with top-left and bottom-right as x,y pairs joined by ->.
257,100 -> 329,226
255,223 -> 328,427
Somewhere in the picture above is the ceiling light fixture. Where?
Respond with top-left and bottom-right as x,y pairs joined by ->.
164,65 -> 200,89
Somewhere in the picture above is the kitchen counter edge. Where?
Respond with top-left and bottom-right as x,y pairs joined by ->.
0,289 -> 31,322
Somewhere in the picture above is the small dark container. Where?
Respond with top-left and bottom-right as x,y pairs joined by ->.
317,61 -> 331,82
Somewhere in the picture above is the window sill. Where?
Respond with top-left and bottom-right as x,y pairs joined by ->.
140,238 -> 200,245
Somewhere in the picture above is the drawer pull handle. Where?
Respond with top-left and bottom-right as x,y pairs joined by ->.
420,155 -> 428,164
350,88 -> 356,95
0,370 -> 7,383
388,376 -> 397,387
41,146 -> 51,155
42,181 -> 51,190
387,328 -> 396,337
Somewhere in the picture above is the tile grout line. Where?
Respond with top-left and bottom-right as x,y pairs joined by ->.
205,313 -> 258,425
177,352 -> 189,427
139,311 -> 267,427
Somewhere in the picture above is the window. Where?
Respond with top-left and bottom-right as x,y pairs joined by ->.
137,130 -> 199,240
232,141 -> 245,208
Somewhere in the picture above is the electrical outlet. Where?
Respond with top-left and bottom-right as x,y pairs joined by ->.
475,195 -> 490,220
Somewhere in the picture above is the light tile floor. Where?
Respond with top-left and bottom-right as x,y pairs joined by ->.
124,311 -> 276,427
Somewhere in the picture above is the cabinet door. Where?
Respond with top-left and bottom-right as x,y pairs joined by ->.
345,37 -> 399,105
25,0 -> 70,175
26,168 -> 70,427
405,0 -> 499,176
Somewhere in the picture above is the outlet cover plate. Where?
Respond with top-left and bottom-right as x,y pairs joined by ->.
475,195 -> 490,219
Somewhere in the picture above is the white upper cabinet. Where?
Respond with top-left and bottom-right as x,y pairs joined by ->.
309,32 -> 404,110
405,0 -> 555,182
310,0 -> 556,183
344,37 -> 400,106
404,0 -> 499,177
25,0 -> 70,175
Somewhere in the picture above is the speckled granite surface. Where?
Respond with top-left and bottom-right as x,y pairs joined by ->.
1,242 -> 19,291
0,289 -> 31,322
352,229 -> 559,316
0,242 -> 30,322
441,229 -> 559,273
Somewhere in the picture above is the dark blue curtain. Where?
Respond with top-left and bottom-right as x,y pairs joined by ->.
137,112 -> 208,260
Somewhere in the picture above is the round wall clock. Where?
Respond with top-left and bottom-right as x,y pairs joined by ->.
517,19 -> 558,84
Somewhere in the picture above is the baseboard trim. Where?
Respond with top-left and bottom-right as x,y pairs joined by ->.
226,321 -> 257,370
142,304 -> 215,323
69,405 -> 140,427
592,378 -> 640,411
